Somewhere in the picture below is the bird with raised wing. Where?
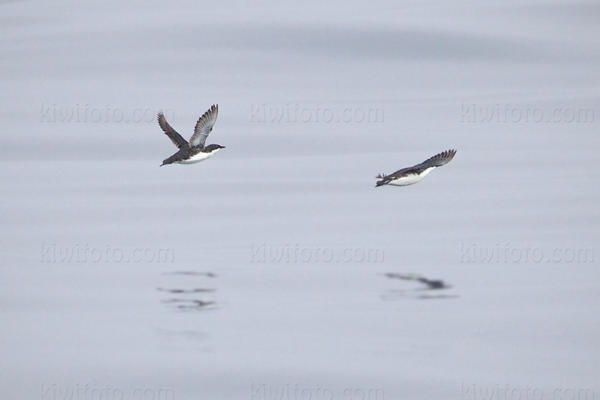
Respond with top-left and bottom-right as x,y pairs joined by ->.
158,104 -> 224,166
375,149 -> 456,187
383,273 -> 450,290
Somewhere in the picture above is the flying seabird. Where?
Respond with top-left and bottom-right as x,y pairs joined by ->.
383,273 -> 449,290
158,104 -> 224,166
375,149 -> 456,187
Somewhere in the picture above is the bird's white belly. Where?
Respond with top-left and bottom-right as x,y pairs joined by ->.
388,167 -> 434,186
177,151 -> 213,164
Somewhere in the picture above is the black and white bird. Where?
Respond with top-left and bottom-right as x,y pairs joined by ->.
158,104 -> 224,166
375,149 -> 456,187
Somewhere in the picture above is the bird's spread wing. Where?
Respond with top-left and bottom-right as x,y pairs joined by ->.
158,112 -> 188,149
383,273 -> 447,289
384,273 -> 423,281
189,104 -> 219,148
414,149 -> 456,169
390,149 -> 456,177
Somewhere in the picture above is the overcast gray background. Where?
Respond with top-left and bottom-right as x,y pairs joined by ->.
1,1 -> 599,399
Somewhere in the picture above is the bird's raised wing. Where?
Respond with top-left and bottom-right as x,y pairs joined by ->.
383,272 -> 447,289
414,149 -> 456,169
158,112 -> 188,149
189,104 -> 219,148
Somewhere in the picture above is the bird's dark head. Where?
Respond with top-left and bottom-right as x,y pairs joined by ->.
375,173 -> 388,187
204,144 -> 226,153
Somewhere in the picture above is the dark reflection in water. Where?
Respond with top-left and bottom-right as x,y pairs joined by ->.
154,327 -> 214,351
162,271 -> 217,278
381,272 -> 458,301
161,298 -> 217,311
416,294 -> 459,300
157,287 -> 215,294
159,271 -> 218,312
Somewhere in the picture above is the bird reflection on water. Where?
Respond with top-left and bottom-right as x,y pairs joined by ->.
158,271 -> 218,312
